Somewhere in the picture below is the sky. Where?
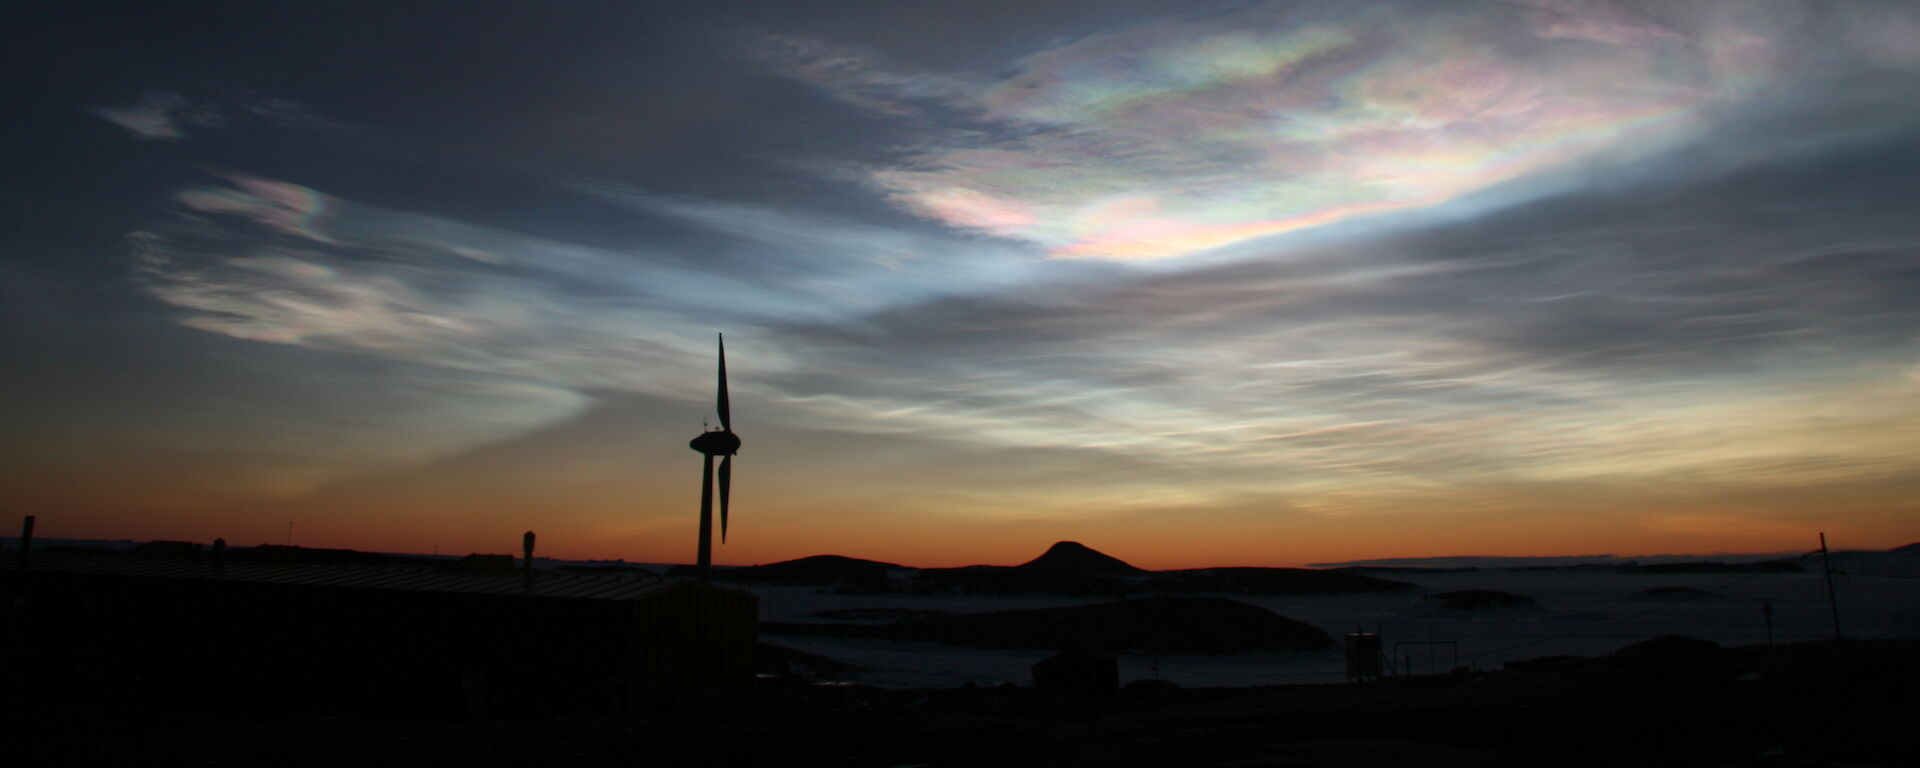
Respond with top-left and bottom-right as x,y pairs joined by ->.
3,0 -> 1916,569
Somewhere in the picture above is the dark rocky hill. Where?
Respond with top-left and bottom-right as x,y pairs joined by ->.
904,542 -> 1145,595
811,542 -> 1421,597
731,554 -> 905,586
1016,541 -> 1145,576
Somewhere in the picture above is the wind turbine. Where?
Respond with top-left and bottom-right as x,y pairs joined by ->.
687,333 -> 742,581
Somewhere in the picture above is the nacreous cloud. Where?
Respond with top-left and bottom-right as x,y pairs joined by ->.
762,0 -> 1920,260
758,125 -> 1920,516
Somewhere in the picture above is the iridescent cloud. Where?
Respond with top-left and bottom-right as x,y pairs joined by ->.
91,92 -> 346,141
757,134 -> 1920,518
768,0 -> 1917,260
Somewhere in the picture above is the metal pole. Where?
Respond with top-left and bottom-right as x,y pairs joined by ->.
1819,532 -> 1841,642
17,515 -> 32,572
522,531 -> 536,592
696,454 -> 715,581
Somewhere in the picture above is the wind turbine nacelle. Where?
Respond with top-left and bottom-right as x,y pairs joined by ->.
689,430 -> 741,456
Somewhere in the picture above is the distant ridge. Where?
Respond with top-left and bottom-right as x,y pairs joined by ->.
695,554 -> 906,587
1017,541 -> 1144,576
748,554 -> 903,577
1308,552 -> 1815,569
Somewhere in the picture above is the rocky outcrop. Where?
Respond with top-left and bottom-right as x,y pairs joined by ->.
1017,541 -> 1146,576
733,554 -> 906,587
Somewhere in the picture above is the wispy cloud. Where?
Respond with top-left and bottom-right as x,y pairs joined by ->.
91,92 -> 349,140
91,91 -> 222,140
137,172 -> 1077,406
139,181 -> 714,399
752,33 -> 985,119
245,97 -> 357,132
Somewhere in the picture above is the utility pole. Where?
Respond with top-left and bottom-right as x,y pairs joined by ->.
16,515 -> 32,572
522,531 -> 536,592
1818,532 -> 1842,642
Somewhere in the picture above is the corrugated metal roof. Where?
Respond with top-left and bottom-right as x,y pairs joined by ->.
1,551 -> 682,601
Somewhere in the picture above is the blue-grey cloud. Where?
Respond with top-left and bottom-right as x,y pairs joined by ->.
91,91 -> 222,140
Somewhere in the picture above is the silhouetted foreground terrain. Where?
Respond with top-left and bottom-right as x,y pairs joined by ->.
5,638 -> 1911,767
764,595 -> 1334,653
684,541 -> 1419,596
6,539 -> 1914,765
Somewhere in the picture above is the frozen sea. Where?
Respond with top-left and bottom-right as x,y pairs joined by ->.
732,566 -> 1920,689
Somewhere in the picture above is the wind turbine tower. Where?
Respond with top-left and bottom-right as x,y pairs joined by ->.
687,333 -> 742,581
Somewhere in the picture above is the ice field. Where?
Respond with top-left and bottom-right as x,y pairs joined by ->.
745,564 -> 1920,688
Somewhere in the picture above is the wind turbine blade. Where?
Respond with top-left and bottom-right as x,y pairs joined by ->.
718,454 -> 732,543
716,333 -> 731,431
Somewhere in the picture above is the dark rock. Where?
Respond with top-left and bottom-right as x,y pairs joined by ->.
1017,541 -> 1145,576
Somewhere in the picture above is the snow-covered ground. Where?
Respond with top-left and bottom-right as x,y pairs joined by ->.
744,567 -> 1920,689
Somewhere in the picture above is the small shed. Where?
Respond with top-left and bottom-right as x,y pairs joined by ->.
0,548 -> 757,717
